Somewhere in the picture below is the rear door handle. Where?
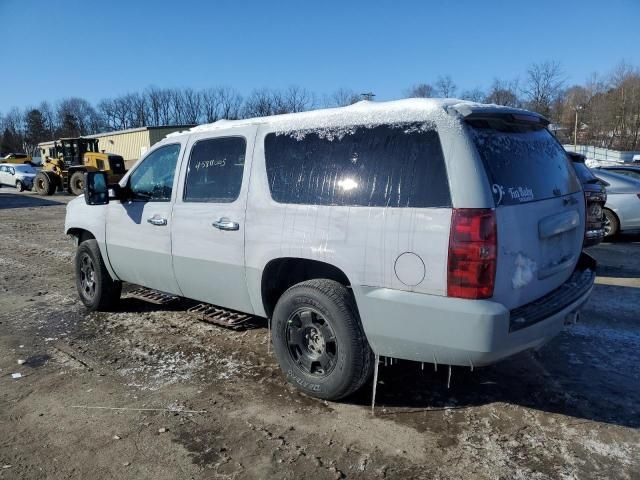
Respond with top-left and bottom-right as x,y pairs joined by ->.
147,215 -> 167,226
212,218 -> 239,231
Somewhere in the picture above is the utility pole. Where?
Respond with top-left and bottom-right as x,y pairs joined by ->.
574,105 -> 583,150
360,92 -> 376,101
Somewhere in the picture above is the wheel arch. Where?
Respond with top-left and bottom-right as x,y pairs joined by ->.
260,257 -> 353,319
66,227 -> 95,245
66,226 -> 120,281
604,207 -> 621,234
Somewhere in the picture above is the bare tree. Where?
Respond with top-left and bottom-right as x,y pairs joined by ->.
169,89 -> 187,125
243,88 -> 277,117
523,61 -> 565,117
181,88 -> 202,124
435,75 -> 457,98
39,101 -> 56,139
129,93 -> 149,128
201,87 -> 223,123
404,83 -> 435,98
461,87 -> 485,102
145,86 -> 173,126
325,88 -> 360,107
57,98 -> 101,135
281,85 -> 315,113
485,79 -> 520,107
218,87 -> 243,120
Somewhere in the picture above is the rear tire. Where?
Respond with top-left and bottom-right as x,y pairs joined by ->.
75,239 -> 122,311
69,171 -> 85,196
604,208 -> 619,237
271,279 -> 373,400
15,180 -> 25,192
34,172 -> 56,196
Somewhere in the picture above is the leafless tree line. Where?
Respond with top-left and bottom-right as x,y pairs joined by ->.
405,61 -> 640,150
3,60 -> 640,154
0,85 -> 364,154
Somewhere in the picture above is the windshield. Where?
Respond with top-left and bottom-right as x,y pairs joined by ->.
14,164 -> 36,174
469,122 -> 581,206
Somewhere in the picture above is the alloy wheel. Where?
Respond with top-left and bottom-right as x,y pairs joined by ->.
79,253 -> 97,299
286,307 -> 338,377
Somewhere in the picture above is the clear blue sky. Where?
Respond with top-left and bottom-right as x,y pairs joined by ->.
1,0 -> 639,110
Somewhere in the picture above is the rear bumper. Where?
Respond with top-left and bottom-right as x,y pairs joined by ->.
353,254 -> 596,367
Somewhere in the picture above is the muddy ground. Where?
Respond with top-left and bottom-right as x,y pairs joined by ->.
0,189 -> 638,480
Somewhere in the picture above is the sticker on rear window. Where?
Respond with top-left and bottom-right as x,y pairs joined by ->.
492,184 -> 505,205
508,186 -> 534,203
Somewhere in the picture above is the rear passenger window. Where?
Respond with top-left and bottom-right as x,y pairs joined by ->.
264,123 -> 451,207
184,137 -> 246,203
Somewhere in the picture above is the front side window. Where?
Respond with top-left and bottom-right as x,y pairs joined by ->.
183,137 -> 246,203
264,123 -> 451,208
129,143 -> 181,202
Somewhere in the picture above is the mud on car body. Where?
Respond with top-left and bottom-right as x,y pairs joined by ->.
65,99 -> 595,400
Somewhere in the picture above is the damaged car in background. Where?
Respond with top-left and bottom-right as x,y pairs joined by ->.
567,152 -> 607,247
64,99 -> 596,400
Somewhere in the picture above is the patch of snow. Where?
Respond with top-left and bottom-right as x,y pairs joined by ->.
581,437 -> 633,465
512,253 -> 537,289
166,98 -> 471,139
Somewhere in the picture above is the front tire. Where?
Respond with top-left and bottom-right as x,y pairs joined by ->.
69,171 -> 85,196
271,279 -> 373,400
34,172 -> 56,196
75,239 -> 122,311
15,180 -> 25,192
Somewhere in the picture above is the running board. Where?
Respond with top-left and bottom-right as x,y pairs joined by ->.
187,303 -> 254,330
127,287 -> 180,305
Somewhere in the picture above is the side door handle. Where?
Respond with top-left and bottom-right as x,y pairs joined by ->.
147,215 -> 167,226
212,217 -> 240,231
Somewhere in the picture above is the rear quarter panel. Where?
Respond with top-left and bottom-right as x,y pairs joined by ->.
244,117 -> 481,318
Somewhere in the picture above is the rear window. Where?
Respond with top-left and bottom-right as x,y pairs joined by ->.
264,123 -> 451,208
469,123 -> 581,206
572,161 -> 597,183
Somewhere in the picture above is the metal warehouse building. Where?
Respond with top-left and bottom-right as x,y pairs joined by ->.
38,125 -> 194,169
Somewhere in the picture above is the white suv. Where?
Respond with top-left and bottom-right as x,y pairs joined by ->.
65,99 -> 595,400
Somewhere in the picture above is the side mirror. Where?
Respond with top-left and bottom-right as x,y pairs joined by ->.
84,171 -> 109,205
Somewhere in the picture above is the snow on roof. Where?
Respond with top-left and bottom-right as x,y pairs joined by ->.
165,98 -> 478,139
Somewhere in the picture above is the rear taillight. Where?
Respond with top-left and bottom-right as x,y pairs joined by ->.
447,208 -> 497,299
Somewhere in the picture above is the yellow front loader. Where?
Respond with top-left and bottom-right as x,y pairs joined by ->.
34,138 -> 126,196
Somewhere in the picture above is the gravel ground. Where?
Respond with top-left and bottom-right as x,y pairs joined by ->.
1,189 -> 639,479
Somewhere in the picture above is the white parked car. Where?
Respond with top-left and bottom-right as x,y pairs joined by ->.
0,163 -> 37,191
65,99 -> 595,400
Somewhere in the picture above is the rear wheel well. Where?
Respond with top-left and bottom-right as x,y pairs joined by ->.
261,258 -> 351,318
